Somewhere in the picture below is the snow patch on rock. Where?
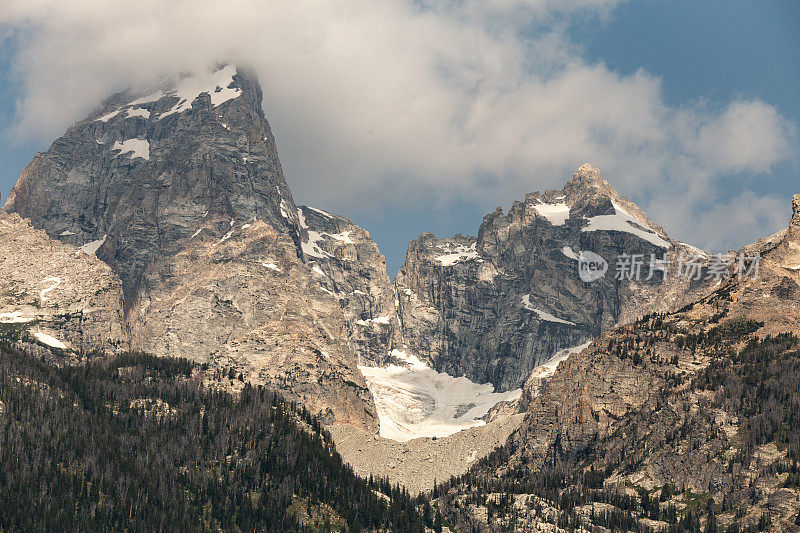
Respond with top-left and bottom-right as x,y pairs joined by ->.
302,229 -> 331,259
306,206 -> 334,219
261,262 -> 281,272
33,331 -> 68,350
521,295 -> 575,326
159,65 -> 241,118
435,243 -> 478,266
128,90 -> 165,106
0,312 -> 36,324
529,341 -> 591,382
328,230 -> 355,244
125,107 -> 151,119
533,201 -> 570,226
39,277 -> 62,303
214,229 -> 234,246
97,108 -> 123,122
582,201 -> 670,248
356,315 -> 392,327
79,235 -> 107,255
525,341 -> 592,399
298,207 -> 357,258
561,246 -> 578,260
112,139 -> 150,160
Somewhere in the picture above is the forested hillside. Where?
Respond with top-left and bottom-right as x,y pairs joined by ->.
436,315 -> 800,532
0,337 -> 427,531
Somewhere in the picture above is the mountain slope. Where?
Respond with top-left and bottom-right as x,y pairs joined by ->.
0,210 -> 124,353
438,193 -> 800,531
2,65 -> 380,430
395,164 -> 713,391
0,344 -> 426,531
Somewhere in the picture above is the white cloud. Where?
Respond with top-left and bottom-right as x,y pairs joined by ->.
648,191 -> 791,253
0,0 -> 797,252
693,101 -> 796,174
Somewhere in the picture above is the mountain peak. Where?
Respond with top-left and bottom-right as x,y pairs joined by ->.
576,162 -> 602,177
564,163 -> 615,196
3,64 -> 300,305
89,64 -> 261,124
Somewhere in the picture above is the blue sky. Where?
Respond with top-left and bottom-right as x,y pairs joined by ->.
581,0 -> 800,207
1,1 -> 798,275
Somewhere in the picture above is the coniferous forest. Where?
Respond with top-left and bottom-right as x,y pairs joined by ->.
432,318 -> 800,532
0,339 -> 427,532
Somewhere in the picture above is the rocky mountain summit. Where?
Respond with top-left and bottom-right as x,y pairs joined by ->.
439,193 -> 800,531
395,163 -> 713,391
0,64 -> 738,446
3,65 -> 386,430
5,65 -> 302,307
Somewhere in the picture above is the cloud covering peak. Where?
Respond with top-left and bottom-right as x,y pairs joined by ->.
1,0 -> 797,253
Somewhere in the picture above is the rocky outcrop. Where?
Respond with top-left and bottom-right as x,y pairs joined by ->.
296,206 -> 401,365
5,66 -> 302,309
395,164 -> 713,391
3,65 -> 378,430
512,192 -> 800,468
0,211 -> 124,353
789,193 -> 800,242
441,193 -> 800,532
126,218 -> 377,429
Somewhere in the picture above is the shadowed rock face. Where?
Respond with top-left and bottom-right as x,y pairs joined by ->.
793,194 -> 800,220
395,164 -> 714,391
3,66 -> 380,431
791,194 -> 800,235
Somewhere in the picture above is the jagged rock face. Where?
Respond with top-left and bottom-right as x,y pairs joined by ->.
127,219 -> 377,429
790,193 -> 800,241
0,211 -> 124,352
3,66 -> 378,430
512,332 -> 674,469
297,206 -> 401,365
443,194 -> 800,531
395,164 -> 711,391
4,65 -> 301,308
515,192 -> 800,487
793,193 -> 800,223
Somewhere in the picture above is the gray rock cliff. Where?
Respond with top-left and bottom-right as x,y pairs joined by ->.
296,205 -> 402,366
395,164 -> 713,391
3,65 -> 378,430
0,210 -> 125,353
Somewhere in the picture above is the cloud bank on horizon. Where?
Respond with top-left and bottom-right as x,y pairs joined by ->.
1,0 -> 797,252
